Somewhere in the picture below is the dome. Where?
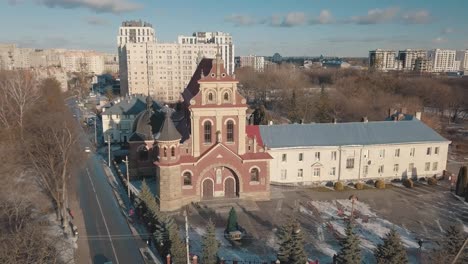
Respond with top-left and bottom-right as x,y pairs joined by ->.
129,109 -> 161,141
156,109 -> 182,142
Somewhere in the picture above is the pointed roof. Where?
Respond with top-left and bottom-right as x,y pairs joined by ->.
156,108 -> 181,142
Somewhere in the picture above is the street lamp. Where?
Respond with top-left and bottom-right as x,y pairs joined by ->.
123,155 -> 130,199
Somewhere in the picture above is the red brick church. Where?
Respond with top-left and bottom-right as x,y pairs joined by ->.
128,54 -> 271,211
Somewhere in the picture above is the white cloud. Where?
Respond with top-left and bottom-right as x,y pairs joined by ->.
432,37 -> 447,44
310,9 -> 333,24
348,7 -> 399,24
402,10 -> 431,24
36,0 -> 142,14
265,12 -> 307,27
441,27 -> 454,35
224,14 -> 256,26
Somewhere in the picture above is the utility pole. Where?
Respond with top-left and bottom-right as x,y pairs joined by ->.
451,237 -> 468,264
94,119 -> 97,145
107,133 -> 111,166
184,210 -> 190,264
125,155 -> 130,198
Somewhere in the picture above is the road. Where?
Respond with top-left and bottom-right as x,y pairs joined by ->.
67,97 -> 144,264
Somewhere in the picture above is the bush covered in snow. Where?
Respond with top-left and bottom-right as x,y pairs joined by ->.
403,179 -> 414,188
334,181 -> 344,191
375,180 -> 385,189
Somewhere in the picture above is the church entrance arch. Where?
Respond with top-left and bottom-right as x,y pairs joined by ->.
199,165 -> 241,199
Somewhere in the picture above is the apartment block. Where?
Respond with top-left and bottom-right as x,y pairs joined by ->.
427,49 -> 456,72
369,49 -> 398,71
239,55 -> 265,72
398,49 -> 427,71
456,50 -> 468,71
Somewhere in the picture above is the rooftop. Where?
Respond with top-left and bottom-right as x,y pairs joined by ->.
102,95 -> 160,115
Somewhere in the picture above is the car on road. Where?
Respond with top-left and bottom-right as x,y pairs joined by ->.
84,147 -> 91,153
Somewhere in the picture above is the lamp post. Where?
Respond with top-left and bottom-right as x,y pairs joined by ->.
107,133 -> 111,166
125,155 -> 130,198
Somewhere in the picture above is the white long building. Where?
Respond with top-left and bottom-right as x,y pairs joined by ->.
259,119 -> 450,185
427,49 -> 457,72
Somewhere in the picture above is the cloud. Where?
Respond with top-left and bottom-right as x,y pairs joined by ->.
85,16 -> 109,26
265,12 -> 307,27
310,9 -> 334,24
224,14 -> 256,26
432,37 -> 447,44
441,27 -> 453,35
402,10 -> 431,24
36,0 -> 142,14
347,7 -> 399,24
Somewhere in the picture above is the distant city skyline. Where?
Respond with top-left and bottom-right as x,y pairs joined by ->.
1,0 -> 468,57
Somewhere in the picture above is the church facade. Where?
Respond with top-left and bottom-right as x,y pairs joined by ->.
128,54 -> 271,211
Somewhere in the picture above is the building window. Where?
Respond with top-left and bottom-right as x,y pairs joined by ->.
299,153 -> 303,161
224,92 -> 229,101
346,158 -> 355,169
435,147 -> 439,155
363,165 -> 369,177
226,121 -> 234,142
297,169 -> 303,178
282,154 -> 287,162
427,147 -> 431,155
183,172 -> 192,185
425,162 -> 430,171
410,148 -> 415,157
395,149 -> 400,157
281,169 -> 287,180
250,168 -> 260,182
171,146 -> 175,157
315,152 -> 321,161
330,167 -> 336,176
379,149 -> 385,158
433,162 -> 438,171
331,151 -> 337,161
163,147 -> 167,157
204,121 -> 212,143
378,165 -> 384,174
208,92 -> 214,102
393,164 -> 399,173
313,168 -> 321,177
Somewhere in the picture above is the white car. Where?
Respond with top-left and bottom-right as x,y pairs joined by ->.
84,147 -> 91,153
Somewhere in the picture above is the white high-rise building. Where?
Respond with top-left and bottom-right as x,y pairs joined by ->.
398,49 -> 427,71
239,55 -> 265,72
177,32 -> 234,75
455,50 -> 468,71
427,49 -> 456,72
369,49 -> 397,71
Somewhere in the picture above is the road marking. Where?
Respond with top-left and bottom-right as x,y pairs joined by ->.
86,168 -> 120,264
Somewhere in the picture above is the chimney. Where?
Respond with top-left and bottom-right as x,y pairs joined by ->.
362,116 -> 368,123
415,112 -> 422,120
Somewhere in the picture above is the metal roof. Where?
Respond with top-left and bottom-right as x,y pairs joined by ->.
103,95 -> 160,115
259,120 -> 449,148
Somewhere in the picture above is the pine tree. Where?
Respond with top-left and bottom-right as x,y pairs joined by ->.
456,166 -> 467,197
154,215 -> 174,257
277,219 -> 293,263
226,207 -> 238,233
202,219 -> 219,264
337,223 -> 361,264
314,86 -> 332,123
289,220 -> 308,264
140,179 -> 153,208
168,223 -> 187,264
374,229 -> 408,264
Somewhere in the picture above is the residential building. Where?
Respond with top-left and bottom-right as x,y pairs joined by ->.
455,50 -> 468,71
0,44 -> 17,70
117,20 -> 156,48
369,49 -> 398,71
30,66 -> 68,92
398,49 -> 427,71
60,51 -> 105,74
128,54 -> 271,211
101,95 -> 160,143
261,120 -> 449,185
239,55 -> 265,72
427,49 -> 457,72
414,57 -> 433,73
103,53 -> 119,73
321,59 -> 351,69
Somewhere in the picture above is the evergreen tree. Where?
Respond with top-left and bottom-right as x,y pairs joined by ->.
287,90 -> 302,123
314,86 -> 332,123
226,207 -> 238,233
337,223 -> 361,264
289,220 -> 308,264
154,215 -> 174,257
374,229 -> 408,264
201,219 -> 219,264
456,166 -> 467,196
252,104 -> 270,125
168,223 -> 187,264
140,179 -> 153,208
277,219 -> 293,263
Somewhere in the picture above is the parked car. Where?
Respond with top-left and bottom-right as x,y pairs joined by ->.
84,147 -> 91,153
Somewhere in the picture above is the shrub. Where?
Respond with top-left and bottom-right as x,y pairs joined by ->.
366,179 -> 374,185
325,181 -> 334,187
428,177 -> 437,186
375,180 -> 386,189
334,181 -> 344,191
419,177 -> 426,182
355,182 -> 364,190
403,179 -> 414,188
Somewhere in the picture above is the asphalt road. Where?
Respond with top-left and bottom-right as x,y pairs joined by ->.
67,97 -> 144,264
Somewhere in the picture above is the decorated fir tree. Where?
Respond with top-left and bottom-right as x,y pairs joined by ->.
201,219 -> 219,264
289,220 -> 308,264
374,229 -> 408,264
277,219 -> 293,263
226,207 -> 238,233
337,223 -> 361,264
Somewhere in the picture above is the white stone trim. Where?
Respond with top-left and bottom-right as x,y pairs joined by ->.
224,118 -> 237,125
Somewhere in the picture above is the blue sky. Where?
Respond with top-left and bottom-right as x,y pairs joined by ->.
1,0 -> 467,56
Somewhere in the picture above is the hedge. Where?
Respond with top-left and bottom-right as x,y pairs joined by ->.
375,180 -> 386,189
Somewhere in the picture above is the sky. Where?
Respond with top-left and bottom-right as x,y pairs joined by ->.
1,0 -> 468,57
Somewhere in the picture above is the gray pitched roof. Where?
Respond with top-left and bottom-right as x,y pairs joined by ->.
156,110 -> 182,142
103,95 -> 160,115
259,120 -> 449,148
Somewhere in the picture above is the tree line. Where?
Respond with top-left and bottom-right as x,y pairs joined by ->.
0,70 -> 83,263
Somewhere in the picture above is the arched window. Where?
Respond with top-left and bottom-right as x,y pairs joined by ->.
226,120 -> 234,142
250,168 -> 259,182
208,92 -> 213,102
171,146 -> 176,157
139,147 -> 148,161
163,147 -> 167,157
204,121 -> 212,143
224,92 -> 229,101
183,172 -> 192,185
